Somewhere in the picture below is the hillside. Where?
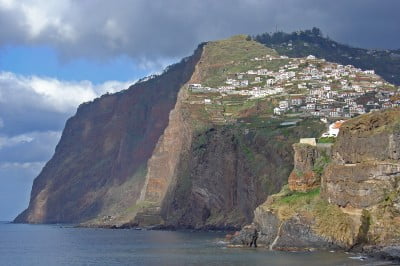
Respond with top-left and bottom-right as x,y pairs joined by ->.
253,28 -> 400,86
15,35 -> 399,231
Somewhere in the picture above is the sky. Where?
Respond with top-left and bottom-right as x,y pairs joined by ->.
0,0 -> 399,221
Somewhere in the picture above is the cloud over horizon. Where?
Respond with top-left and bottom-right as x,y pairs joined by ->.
0,71 -> 134,220
0,0 -> 399,64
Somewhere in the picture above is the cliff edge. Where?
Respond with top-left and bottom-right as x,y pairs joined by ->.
14,44 -> 204,224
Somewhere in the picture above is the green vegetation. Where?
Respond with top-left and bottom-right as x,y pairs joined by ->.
318,137 -> 336,143
278,188 -> 320,204
267,184 -> 357,246
126,200 -> 155,215
200,35 -> 281,87
313,152 -> 331,176
313,200 -> 356,246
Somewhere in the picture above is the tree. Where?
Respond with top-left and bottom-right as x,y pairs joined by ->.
311,27 -> 322,37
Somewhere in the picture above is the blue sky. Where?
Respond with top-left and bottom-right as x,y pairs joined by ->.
0,0 -> 399,221
0,45 -> 149,83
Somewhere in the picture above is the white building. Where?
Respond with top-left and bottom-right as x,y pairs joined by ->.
322,120 -> 345,137
279,100 -> 289,110
274,107 -> 283,115
258,69 -> 269,75
364,70 -> 375,75
306,103 -> 316,110
266,79 -> 275,86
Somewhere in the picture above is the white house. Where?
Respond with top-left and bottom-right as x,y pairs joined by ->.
258,69 -> 269,75
266,79 -> 275,86
306,103 -> 316,110
274,107 -> 283,115
322,120 -> 345,137
291,97 -> 303,106
364,70 -> 375,75
279,100 -> 289,110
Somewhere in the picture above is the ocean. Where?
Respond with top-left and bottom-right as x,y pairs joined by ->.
0,222 -> 390,265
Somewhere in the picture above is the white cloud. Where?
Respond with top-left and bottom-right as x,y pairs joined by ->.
0,134 -> 33,149
0,131 -> 61,162
0,71 -> 134,163
0,161 -> 44,169
0,71 -> 134,113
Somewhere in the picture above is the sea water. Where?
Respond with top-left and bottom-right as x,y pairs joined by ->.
0,222 -> 391,266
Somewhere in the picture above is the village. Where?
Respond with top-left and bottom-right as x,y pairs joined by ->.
188,53 -> 400,121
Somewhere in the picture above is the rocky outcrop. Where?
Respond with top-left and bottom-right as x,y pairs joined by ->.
231,187 -> 343,250
321,108 -> 400,250
288,143 -> 331,192
323,162 -> 400,208
233,108 -> 400,259
328,107 -> 400,164
322,109 -> 400,210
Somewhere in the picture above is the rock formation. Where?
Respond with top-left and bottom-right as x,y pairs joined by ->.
288,143 -> 331,192
14,36 -> 325,228
232,108 -> 400,259
14,44 -> 204,224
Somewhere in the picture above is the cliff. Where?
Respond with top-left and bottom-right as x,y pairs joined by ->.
15,36 -> 327,228
14,44 -> 204,224
134,36 -> 325,229
232,108 -> 400,259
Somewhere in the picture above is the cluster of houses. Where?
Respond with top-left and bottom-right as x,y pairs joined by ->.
189,53 -> 400,119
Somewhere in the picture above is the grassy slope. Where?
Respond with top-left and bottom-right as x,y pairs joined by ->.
264,186 -> 358,247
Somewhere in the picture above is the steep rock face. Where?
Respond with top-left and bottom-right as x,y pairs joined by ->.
133,37 -> 325,229
160,127 -> 286,229
133,61 -> 199,226
233,108 -> 400,255
322,108 -> 400,209
15,36 -> 326,228
159,121 -> 324,229
323,162 -> 400,208
14,45 -> 204,224
288,143 -> 331,192
331,109 -> 400,164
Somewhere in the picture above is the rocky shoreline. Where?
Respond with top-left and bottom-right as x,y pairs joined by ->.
228,109 -> 400,263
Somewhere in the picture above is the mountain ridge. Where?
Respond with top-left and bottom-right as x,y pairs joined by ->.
15,32 -> 399,235
253,28 -> 400,85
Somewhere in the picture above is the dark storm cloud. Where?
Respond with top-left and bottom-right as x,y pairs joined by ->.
0,0 -> 399,63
